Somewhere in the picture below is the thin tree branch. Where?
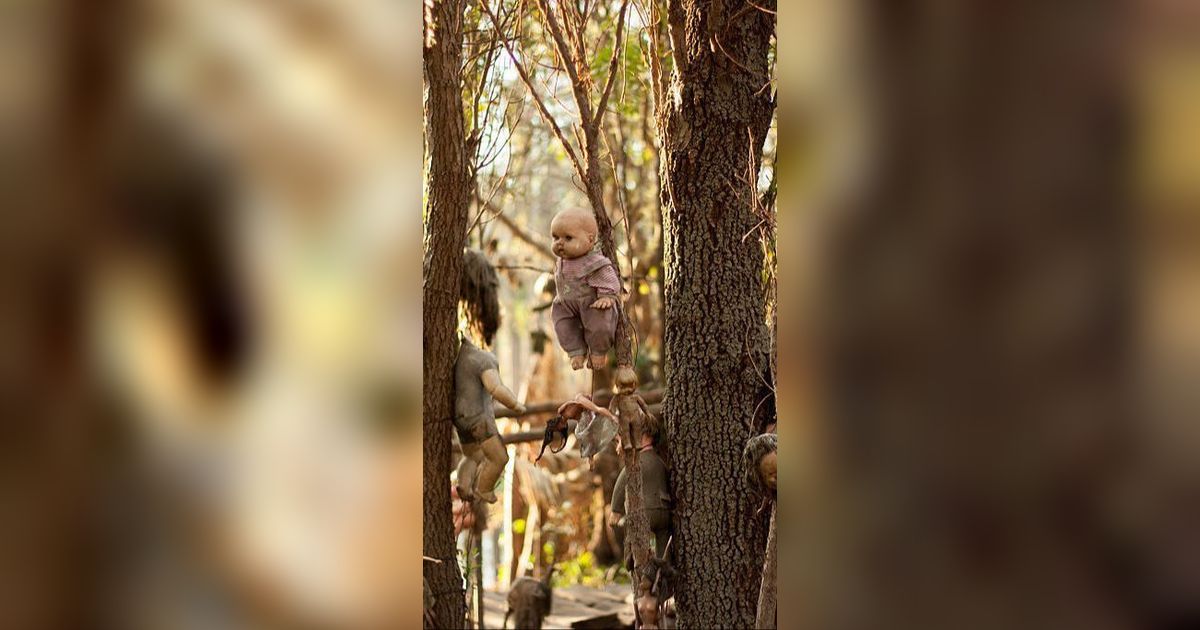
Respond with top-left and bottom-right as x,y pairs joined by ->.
533,0 -> 595,127
496,389 -> 663,418
593,0 -> 631,131
473,192 -> 556,260
479,0 -> 588,183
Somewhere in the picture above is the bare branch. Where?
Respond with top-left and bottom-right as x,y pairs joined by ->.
533,0 -> 595,127
473,192 -> 556,260
496,389 -> 663,418
478,0 -> 588,183
593,0 -> 631,131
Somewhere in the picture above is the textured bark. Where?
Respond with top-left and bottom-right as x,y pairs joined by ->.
659,0 -> 776,626
423,0 -> 470,626
817,2 -> 1132,629
756,507 -> 777,629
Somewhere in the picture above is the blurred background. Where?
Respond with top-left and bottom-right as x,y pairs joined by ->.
2,0 -> 423,627
0,0 -> 1196,628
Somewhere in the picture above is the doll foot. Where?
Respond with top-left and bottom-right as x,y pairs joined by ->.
570,355 -> 587,370
589,354 -> 607,370
477,489 -> 499,504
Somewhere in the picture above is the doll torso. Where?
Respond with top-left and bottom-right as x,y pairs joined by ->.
612,448 -> 672,513
454,340 -> 499,435
554,251 -> 614,302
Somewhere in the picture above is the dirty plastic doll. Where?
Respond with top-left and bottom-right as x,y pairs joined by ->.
454,337 -> 525,503
550,208 -> 620,370
558,393 -> 620,463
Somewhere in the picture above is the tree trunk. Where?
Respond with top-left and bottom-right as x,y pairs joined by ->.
423,0 -> 470,626
756,507 -> 777,629
659,0 -> 776,626
817,2 -> 1132,628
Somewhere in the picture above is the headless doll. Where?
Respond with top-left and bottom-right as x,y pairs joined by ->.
454,337 -> 524,503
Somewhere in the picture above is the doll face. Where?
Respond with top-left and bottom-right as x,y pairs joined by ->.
550,209 -> 598,259
758,450 -> 777,492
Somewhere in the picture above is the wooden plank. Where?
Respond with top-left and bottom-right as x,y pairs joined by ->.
482,584 -> 634,629
570,613 -> 626,629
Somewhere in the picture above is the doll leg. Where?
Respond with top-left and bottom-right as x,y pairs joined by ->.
456,441 -> 481,501
473,434 -> 510,503
581,303 -> 618,368
552,302 -> 588,369
648,508 -> 671,559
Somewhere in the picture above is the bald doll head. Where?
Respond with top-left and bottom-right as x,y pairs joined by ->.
550,208 -> 598,259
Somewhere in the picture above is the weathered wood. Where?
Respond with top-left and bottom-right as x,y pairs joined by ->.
501,404 -> 662,445
496,390 -> 663,418
571,613 -> 624,629
483,584 -> 636,629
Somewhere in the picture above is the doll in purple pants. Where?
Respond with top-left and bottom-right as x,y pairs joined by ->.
550,208 -> 620,370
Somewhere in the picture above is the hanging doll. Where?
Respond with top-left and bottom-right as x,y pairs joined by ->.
610,402 -> 672,560
549,208 -> 620,370
744,432 -> 778,629
553,393 -> 620,464
454,336 -> 525,503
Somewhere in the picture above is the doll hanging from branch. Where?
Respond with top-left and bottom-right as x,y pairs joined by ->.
744,432 -> 778,629
549,208 -> 620,370
453,249 -> 524,503
453,334 -> 525,503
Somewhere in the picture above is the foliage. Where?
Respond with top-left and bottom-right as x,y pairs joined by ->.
551,550 -> 630,588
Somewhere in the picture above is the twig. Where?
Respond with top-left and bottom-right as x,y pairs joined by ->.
494,264 -> 553,273
496,389 -> 664,418
593,0 -> 632,130
479,0 -> 588,183
473,192 -> 555,260
533,0 -> 598,138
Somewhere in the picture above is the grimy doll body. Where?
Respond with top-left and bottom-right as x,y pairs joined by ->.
454,338 -> 525,503
550,208 -> 619,370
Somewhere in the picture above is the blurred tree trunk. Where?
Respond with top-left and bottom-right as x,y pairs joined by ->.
0,0 -> 128,627
658,0 -> 776,625
817,2 -> 1132,629
422,0 -> 470,625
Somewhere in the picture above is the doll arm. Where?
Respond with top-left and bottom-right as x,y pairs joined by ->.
558,393 -> 618,421
481,369 -> 525,413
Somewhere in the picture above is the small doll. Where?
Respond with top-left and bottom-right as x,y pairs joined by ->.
503,570 -> 554,630
743,432 -> 778,502
550,208 -> 620,370
557,393 -> 620,464
744,432 -> 778,629
610,408 -> 672,560
454,336 -> 525,503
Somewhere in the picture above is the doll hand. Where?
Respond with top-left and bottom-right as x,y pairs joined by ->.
514,402 -> 527,414
591,295 -> 616,310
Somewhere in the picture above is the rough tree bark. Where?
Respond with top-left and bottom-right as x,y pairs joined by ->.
756,507 -> 777,628
658,0 -> 777,626
423,0 -> 470,626
816,2 -> 1131,629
